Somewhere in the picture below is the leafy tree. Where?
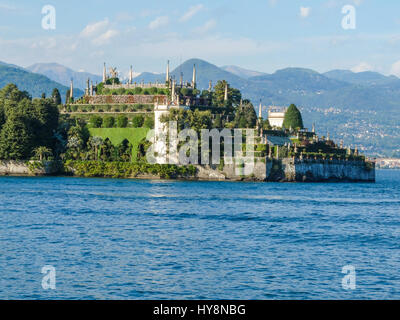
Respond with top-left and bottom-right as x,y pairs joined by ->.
87,136 -> 103,160
143,116 -> 154,129
133,87 -> 143,94
30,98 -> 59,150
95,83 -> 104,95
0,84 -> 59,160
213,114 -> 222,128
234,102 -> 257,128
53,121 -> 69,159
238,117 -> 247,128
282,104 -> 304,129
161,108 -> 212,133
0,114 -> 34,160
180,88 -> 192,97
117,88 -> 126,95
65,124 -> 88,160
116,139 -> 132,162
116,115 -> 128,128
51,88 -> 62,106
189,109 -> 212,132
33,146 -> 53,161
132,115 -> 144,128
100,138 -> 115,161
90,115 -> 103,128
0,104 -> 5,130
262,118 -> 272,130
149,87 -> 158,95
212,80 -> 242,108
137,137 -> 152,162
0,84 -> 31,104
106,78 -> 120,85
102,116 -> 115,128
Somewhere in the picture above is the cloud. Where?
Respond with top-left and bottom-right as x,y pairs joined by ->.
351,62 -> 373,73
78,18 -> 120,46
300,7 -> 311,18
92,29 -> 119,46
149,16 -> 169,30
390,60 -> 400,77
193,19 -> 216,35
180,4 -> 204,22
353,0 -> 363,6
80,19 -> 109,38
30,38 -> 58,50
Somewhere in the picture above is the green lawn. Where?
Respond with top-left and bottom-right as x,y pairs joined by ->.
89,127 -> 150,162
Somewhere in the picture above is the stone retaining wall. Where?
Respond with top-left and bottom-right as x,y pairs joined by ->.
0,161 -> 61,176
195,158 -> 375,182
0,159 -> 375,182
281,158 -> 375,182
86,95 -> 167,105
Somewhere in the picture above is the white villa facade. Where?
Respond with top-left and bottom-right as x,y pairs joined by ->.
268,107 -> 287,128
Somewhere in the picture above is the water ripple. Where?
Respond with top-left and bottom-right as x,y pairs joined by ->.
0,171 -> 399,299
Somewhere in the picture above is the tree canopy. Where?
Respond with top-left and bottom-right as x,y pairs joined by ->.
212,80 -> 241,108
0,84 -> 59,160
234,101 -> 257,128
282,104 -> 304,130
52,88 -> 62,106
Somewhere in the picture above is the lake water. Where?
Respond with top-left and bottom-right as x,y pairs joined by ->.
0,171 -> 399,300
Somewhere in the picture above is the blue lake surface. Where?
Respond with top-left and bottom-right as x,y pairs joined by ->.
0,170 -> 399,300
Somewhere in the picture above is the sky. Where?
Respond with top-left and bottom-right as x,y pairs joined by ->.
1,0 -> 400,76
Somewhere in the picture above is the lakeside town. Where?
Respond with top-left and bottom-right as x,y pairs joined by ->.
375,158 -> 400,169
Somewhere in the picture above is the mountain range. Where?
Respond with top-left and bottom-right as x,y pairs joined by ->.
0,61 -> 83,101
220,65 -> 267,79
129,59 -> 400,157
26,63 -> 102,90
0,58 -> 399,157
130,59 -> 400,112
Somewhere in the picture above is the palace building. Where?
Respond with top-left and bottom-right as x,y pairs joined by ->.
267,106 -> 287,128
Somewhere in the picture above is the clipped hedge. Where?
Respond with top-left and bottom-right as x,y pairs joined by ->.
64,161 -> 197,179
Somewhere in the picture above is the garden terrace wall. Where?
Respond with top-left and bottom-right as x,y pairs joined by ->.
86,95 -> 168,105
65,113 -> 152,124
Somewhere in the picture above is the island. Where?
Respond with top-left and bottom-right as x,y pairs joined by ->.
0,61 -> 375,182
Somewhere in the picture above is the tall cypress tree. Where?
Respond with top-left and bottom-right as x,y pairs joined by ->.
65,89 -> 70,104
51,88 -> 62,105
283,104 -> 304,129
